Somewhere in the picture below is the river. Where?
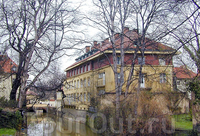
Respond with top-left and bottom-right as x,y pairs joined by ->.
18,112 -> 98,136
17,112 -> 194,136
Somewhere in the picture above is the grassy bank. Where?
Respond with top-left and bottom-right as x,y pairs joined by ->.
0,128 -> 16,136
173,114 -> 193,130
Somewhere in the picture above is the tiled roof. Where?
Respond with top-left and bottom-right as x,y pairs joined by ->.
66,28 -> 175,70
26,91 -> 38,96
174,66 -> 198,79
0,55 -> 18,74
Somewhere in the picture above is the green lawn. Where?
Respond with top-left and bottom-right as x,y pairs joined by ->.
0,128 -> 16,136
173,114 -> 193,130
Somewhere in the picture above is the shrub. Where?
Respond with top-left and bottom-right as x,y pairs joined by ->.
0,96 -> 17,108
0,110 -> 23,130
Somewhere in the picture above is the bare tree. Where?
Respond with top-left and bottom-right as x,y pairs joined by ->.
0,0 -> 80,108
88,0 -> 184,120
169,0 -> 200,72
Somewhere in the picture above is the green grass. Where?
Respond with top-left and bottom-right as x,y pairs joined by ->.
173,114 -> 193,130
0,128 -> 16,136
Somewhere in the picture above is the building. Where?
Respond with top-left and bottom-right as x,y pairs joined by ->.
174,66 -> 197,94
0,54 -> 17,100
173,66 -> 198,113
63,27 -> 177,112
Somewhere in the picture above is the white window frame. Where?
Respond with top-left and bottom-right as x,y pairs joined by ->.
160,73 -> 166,83
140,74 -> 145,88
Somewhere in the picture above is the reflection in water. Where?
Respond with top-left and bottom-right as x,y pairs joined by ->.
24,112 -> 97,136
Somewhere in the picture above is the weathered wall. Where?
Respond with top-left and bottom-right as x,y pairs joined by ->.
0,74 -> 15,100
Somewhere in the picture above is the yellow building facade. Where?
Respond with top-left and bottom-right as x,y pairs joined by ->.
63,28 -> 177,111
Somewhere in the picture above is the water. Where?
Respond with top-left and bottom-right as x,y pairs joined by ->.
19,112 -> 98,136
17,112 -> 195,136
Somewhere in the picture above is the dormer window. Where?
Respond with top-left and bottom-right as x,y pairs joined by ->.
159,58 -> 165,65
11,66 -> 16,72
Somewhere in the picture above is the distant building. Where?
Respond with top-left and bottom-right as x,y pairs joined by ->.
174,66 -> 197,95
173,66 -> 198,113
63,27 -> 178,113
0,54 -> 17,100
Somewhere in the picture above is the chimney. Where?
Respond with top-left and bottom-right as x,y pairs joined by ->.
104,38 -> 109,43
85,46 -> 90,53
124,27 -> 129,33
102,38 -> 109,46
114,33 -> 120,39
92,41 -> 100,50
93,41 -> 97,46
133,28 -> 138,33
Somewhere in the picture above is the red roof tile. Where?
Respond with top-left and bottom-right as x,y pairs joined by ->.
0,55 -> 18,73
174,66 -> 198,79
66,28 -> 175,70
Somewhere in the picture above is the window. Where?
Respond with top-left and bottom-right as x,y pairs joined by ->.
69,82 -> 71,89
72,70 -> 73,76
77,94 -> 79,101
117,56 -> 121,64
88,93 -> 90,102
140,74 -> 145,88
99,72 -> 105,78
74,81 -> 76,88
68,94 -> 71,104
83,79 -> 86,87
80,79 -> 83,87
77,68 -> 79,74
88,78 -> 90,86
160,73 -> 166,83
74,69 -> 76,75
177,80 -> 180,85
117,73 -> 124,84
138,57 -> 145,65
81,93 -> 83,102
88,64 -> 90,71
80,93 -> 82,102
99,72 -> 105,85
84,65 -> 87,72
159,58 -> 165,65
81,67 -> 83,73
77,80 -> 79,88
71,82 -> 73,89
84,93 -> 86,102
11,66 -> 16,72
99,90 -> 105,95
74,94 -> 76,102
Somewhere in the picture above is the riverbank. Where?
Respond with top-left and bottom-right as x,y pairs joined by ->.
0,108 -> 23,132
0,128 -> 16,136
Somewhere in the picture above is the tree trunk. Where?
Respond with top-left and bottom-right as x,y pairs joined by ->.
18,73 -> 29,108
10,74 -> 21,100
